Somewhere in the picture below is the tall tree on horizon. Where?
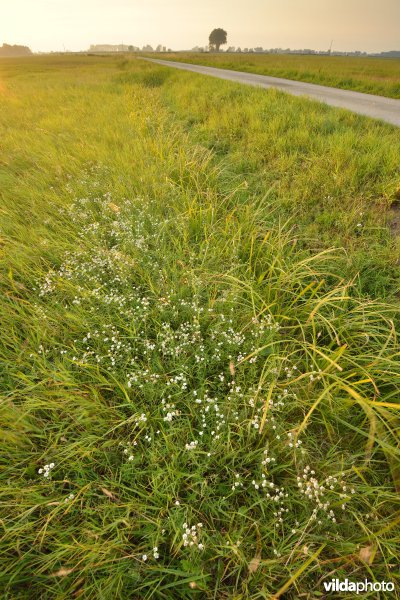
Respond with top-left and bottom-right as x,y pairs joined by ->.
208,28 -> 227,52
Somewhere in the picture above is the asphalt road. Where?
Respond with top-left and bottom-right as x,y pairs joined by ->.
144,58 -> 400,127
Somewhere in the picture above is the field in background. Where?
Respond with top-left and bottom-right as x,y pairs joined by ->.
1,55 -> 400,598
157,52 -> 400,99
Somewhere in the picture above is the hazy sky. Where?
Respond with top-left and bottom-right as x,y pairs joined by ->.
1,0 -> 399,53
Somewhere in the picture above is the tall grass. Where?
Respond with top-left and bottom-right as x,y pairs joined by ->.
159,52 -> 400,99
0,56 -> 399,598
157,62 -> 400,299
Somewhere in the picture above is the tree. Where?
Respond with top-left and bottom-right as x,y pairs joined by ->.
208,28 -> 227,52
0,43 -> 32,57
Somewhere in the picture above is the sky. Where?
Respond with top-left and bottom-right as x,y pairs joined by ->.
1,0 -> 399,53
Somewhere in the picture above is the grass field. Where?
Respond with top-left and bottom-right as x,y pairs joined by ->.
1,55 -> 400,598
158,52 -> 400,99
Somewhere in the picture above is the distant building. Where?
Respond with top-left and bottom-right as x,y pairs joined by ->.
89,44 -> 131,52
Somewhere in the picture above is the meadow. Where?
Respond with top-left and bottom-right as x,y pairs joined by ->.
159,52 -> 400,99
0,55 -> 399,598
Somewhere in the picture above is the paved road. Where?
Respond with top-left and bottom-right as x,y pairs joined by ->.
143,58 -> 400,127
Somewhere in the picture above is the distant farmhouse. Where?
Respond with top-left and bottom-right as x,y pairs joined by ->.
0,44 -> 32,57
89,44 -> 133,52
89,44 -> 168,53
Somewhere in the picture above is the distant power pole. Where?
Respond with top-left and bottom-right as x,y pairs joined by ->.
328,39 -> 333,55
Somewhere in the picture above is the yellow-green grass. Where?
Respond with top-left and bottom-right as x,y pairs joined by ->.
158,52 -> 400,99
0,55 -> 399,599
152,62 -> 400,299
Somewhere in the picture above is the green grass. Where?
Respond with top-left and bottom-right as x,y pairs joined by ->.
157,52 -> 400,99
155,62 -> 400,299
0,55 -> 400,599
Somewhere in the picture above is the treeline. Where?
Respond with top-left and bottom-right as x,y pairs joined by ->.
373,50 -> 400,58
89,44 -> 171,53
0,44 -> 32,57
190,46 -> 400,57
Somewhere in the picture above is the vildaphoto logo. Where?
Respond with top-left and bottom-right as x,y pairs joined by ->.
323,579 -> 395,594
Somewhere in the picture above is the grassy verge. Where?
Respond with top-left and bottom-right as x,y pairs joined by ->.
147,61 -> 400,299
156,52 -> 400,99
0,56 -> 399,599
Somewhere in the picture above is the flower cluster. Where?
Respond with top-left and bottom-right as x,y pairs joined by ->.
38,463 -> 55,478
182,523 -> 204,550
161,398 -> 180,422
32,183 -> 360,567
231,473 -> 244,491
134,413 -> 147,427
261,448 -> 276,467
297,466 -> 354,523
123,447 -> 135,461
185,441 -> 198,451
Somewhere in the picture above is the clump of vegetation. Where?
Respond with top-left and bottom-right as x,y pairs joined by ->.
0,56 -> 399,598
116,66 -> 171,87
0,43 -> 32,57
